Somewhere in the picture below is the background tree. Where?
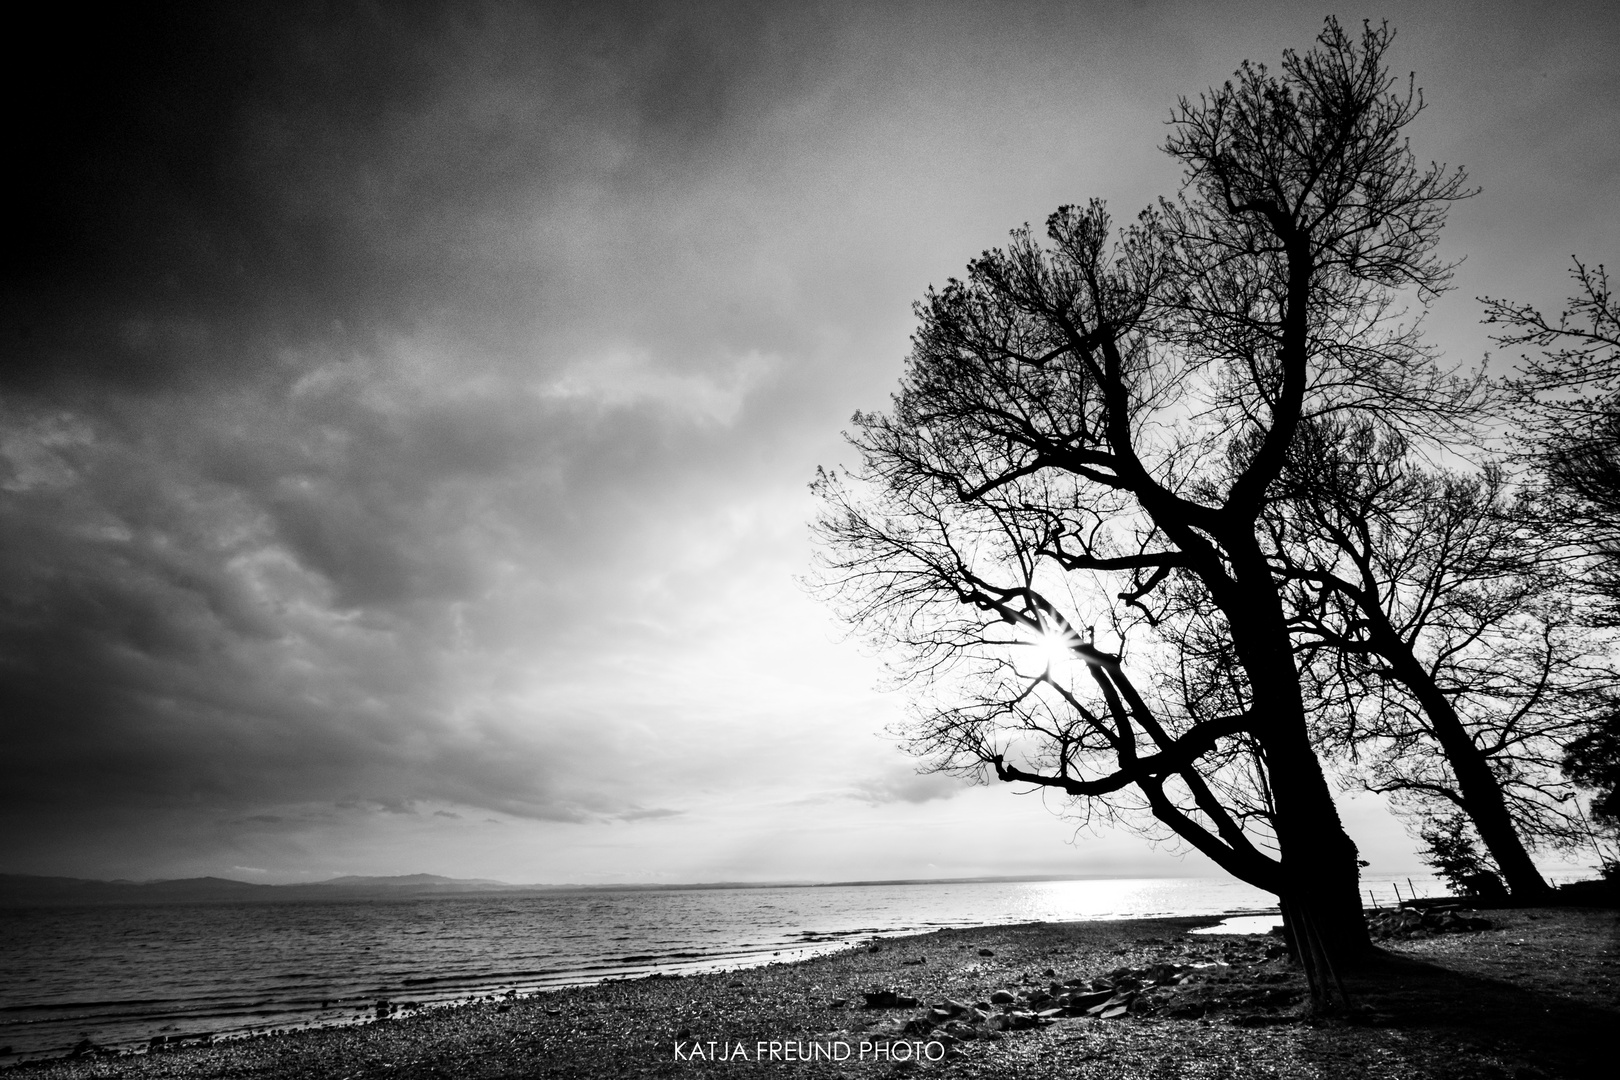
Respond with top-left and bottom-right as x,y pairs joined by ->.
1269,420 -> 1606,901
814,20 -> 1471,986
1486,259 -> 1620,621
1561,703 -> 1620,875
1486,259 -> 1620,866
1416,810 -> 1506,899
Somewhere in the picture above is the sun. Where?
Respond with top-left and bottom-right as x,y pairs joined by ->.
1035,627 -> 1078,668
1014,621 -> 1081,675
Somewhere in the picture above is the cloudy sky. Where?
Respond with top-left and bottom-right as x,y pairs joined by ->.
2,0 -> 1615,886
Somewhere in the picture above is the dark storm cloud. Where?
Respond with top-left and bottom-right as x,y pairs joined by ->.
3,0 -> 835,390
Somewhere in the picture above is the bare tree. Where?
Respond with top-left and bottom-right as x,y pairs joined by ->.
1487,261 -> 1620,601
1271,419 -> 1609,900
813,20 -> 1472,984
1486,260 -> 1620,853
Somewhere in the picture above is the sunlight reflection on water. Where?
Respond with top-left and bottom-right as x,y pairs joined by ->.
1189,914 -> 1285,935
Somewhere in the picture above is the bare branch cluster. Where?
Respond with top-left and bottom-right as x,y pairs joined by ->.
1485,262 -> 1620,857
1488,261 -> 1620,572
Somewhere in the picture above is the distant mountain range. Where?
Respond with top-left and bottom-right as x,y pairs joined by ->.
0,872 -> 559,906
318,873 -> 512,888
0,871 -> 1110,906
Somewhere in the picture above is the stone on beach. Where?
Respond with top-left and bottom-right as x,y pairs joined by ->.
861,988 -> 919,1008
1365,905 -> 1494,941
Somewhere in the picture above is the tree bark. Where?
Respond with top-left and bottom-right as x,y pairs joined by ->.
1264,714 -> 1374,966
1228,544 -> 1374,971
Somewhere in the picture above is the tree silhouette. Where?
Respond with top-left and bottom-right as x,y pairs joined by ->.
1563,703 -> 1620,874
813,20 -> 1472,990
1487,259 -> 1620,619
1271,419 -> 1607,900
1487,260 -> 1620,857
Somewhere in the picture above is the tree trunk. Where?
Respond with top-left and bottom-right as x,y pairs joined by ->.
1385,646 -> 1555,902
1261,704 -> 1373,973
1227,548 -> 1373,977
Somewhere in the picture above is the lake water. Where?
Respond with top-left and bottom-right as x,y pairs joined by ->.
0,874 -> 1435,1063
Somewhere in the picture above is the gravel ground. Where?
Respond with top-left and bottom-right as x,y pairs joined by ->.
7,908 -> 1615,1079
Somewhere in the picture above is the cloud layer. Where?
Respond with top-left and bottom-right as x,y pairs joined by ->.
2,0 -> 1616,883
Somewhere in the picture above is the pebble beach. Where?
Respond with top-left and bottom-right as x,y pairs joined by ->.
7,907 -> 1615,1079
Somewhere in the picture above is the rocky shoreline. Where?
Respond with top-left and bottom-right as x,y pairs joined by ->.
5,906 -> 1615,1079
